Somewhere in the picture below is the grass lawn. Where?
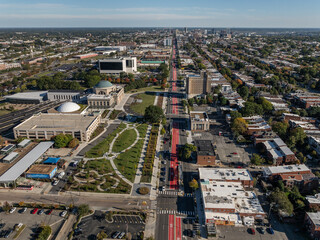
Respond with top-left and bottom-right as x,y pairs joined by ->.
130,93 -> 156,115
0,109 -> 10,116
85,158 -> 113,175
109,109 -> 121,120
126,85 -> 163,93
137,123 -> 148,138
112,129 -> 137,153
85,123 -> 126,158
114,138 -> 145,182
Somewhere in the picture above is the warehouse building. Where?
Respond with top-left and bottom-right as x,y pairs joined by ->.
26,164 -> 57,179
13,113 -> 101,142
4,91 -> 48,104
0,141 -> 54,186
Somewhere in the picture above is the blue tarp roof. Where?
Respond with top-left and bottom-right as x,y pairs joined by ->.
43,157 -> 60,164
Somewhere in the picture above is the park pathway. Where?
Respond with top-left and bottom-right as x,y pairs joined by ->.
134,125 -> 152,184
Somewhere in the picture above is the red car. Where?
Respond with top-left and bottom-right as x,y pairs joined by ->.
249,228 -> 255,235
31,208 -> 38,214
232,152 -> 238,155
236,166 -> 243,169
47,209 -> 53,215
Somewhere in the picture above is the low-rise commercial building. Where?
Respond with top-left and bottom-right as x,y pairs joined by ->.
199,179 -> 265,226
195,140 -> 216,166
26,164 -> 57,179
262,138 -> 296,165
190,111 -> 210,132
199,168 -> 254,188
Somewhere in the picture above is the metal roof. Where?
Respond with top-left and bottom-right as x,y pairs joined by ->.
0,141 -> 54,183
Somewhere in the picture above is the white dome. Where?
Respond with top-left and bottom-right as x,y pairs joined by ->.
57,102 -> 80,113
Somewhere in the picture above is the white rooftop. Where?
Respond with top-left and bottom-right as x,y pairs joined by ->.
200,180 -> 264,215
306,212 -> 320,227
263,164 -> 310,176
306,194 -> 320,204
0,141 -> 54,183
199,168 -> 253,182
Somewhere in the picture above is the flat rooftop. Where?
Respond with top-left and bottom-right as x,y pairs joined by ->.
199,168 -> 253,181
14,113 -> 99,132
4,91 -> 47,100
263,164 -> 310,176
194,140 -> 215,156
306,212 -> 320,227
26,164 -> 56,174
200,180 -> 264,214
190,111 -> 208,121
0,141 -> 54,183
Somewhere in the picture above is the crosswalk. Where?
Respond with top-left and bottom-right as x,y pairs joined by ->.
157,209 -> 195,216
158,191 -> 193,197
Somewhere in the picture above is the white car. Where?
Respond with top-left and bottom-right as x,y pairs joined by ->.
60,211 -> 67,217
9,207 -> 16,214
53,180 -> 60,186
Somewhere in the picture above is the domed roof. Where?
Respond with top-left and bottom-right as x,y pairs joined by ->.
95,80 -> 113,88
57,102 -> 80,113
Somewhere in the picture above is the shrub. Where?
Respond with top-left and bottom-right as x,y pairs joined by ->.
138,187 -> 150,195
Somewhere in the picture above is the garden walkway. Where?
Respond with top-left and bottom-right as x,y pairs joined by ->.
134,125 -> 152,184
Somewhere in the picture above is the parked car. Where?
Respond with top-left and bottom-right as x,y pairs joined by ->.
112,232 -> 120,239
0,223 -> 5,229
58,172 -> 65,179
52,180 -> 59,186
249,228 -> 255,235
9,207 -> 16,214
267,227 -> 274,235
38,209 -> 44,215
21,207 -> 27,213
257,227 -> 265,234
118,232 -> 125,239
4,229 -> 13,238
31,208 -> 38,214
60,211 -> 67,217
232,152 -> 238,155
46,209 -> 53,215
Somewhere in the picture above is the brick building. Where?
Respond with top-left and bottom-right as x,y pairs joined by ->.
305,212 -> 320,239
194,140 -> 216,166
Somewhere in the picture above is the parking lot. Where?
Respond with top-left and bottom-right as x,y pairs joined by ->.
216,225 -> 288,240
75,211 -> 145,240
0,208 -> 65,240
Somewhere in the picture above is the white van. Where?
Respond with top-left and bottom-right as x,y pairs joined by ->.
58,172 -> 65,179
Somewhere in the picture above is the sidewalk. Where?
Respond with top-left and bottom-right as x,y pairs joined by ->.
54,214 -> 77,240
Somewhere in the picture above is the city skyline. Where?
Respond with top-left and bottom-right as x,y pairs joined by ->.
0,0 -> 319,28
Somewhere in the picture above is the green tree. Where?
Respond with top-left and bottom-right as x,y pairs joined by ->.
289,127 -> 306,146
2,201 -> 11,213
144,105 -> 164,123
259,97 -> 273,113
179,143 -> 197,160
269,188 -> 294,216
251,153 -> 265,165
53,134 -> 73,148
77,204 -> 90,216
238,86 -> 249,100
272,121 -> 289,139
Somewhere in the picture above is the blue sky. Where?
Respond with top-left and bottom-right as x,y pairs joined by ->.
0,0 -> 319,28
